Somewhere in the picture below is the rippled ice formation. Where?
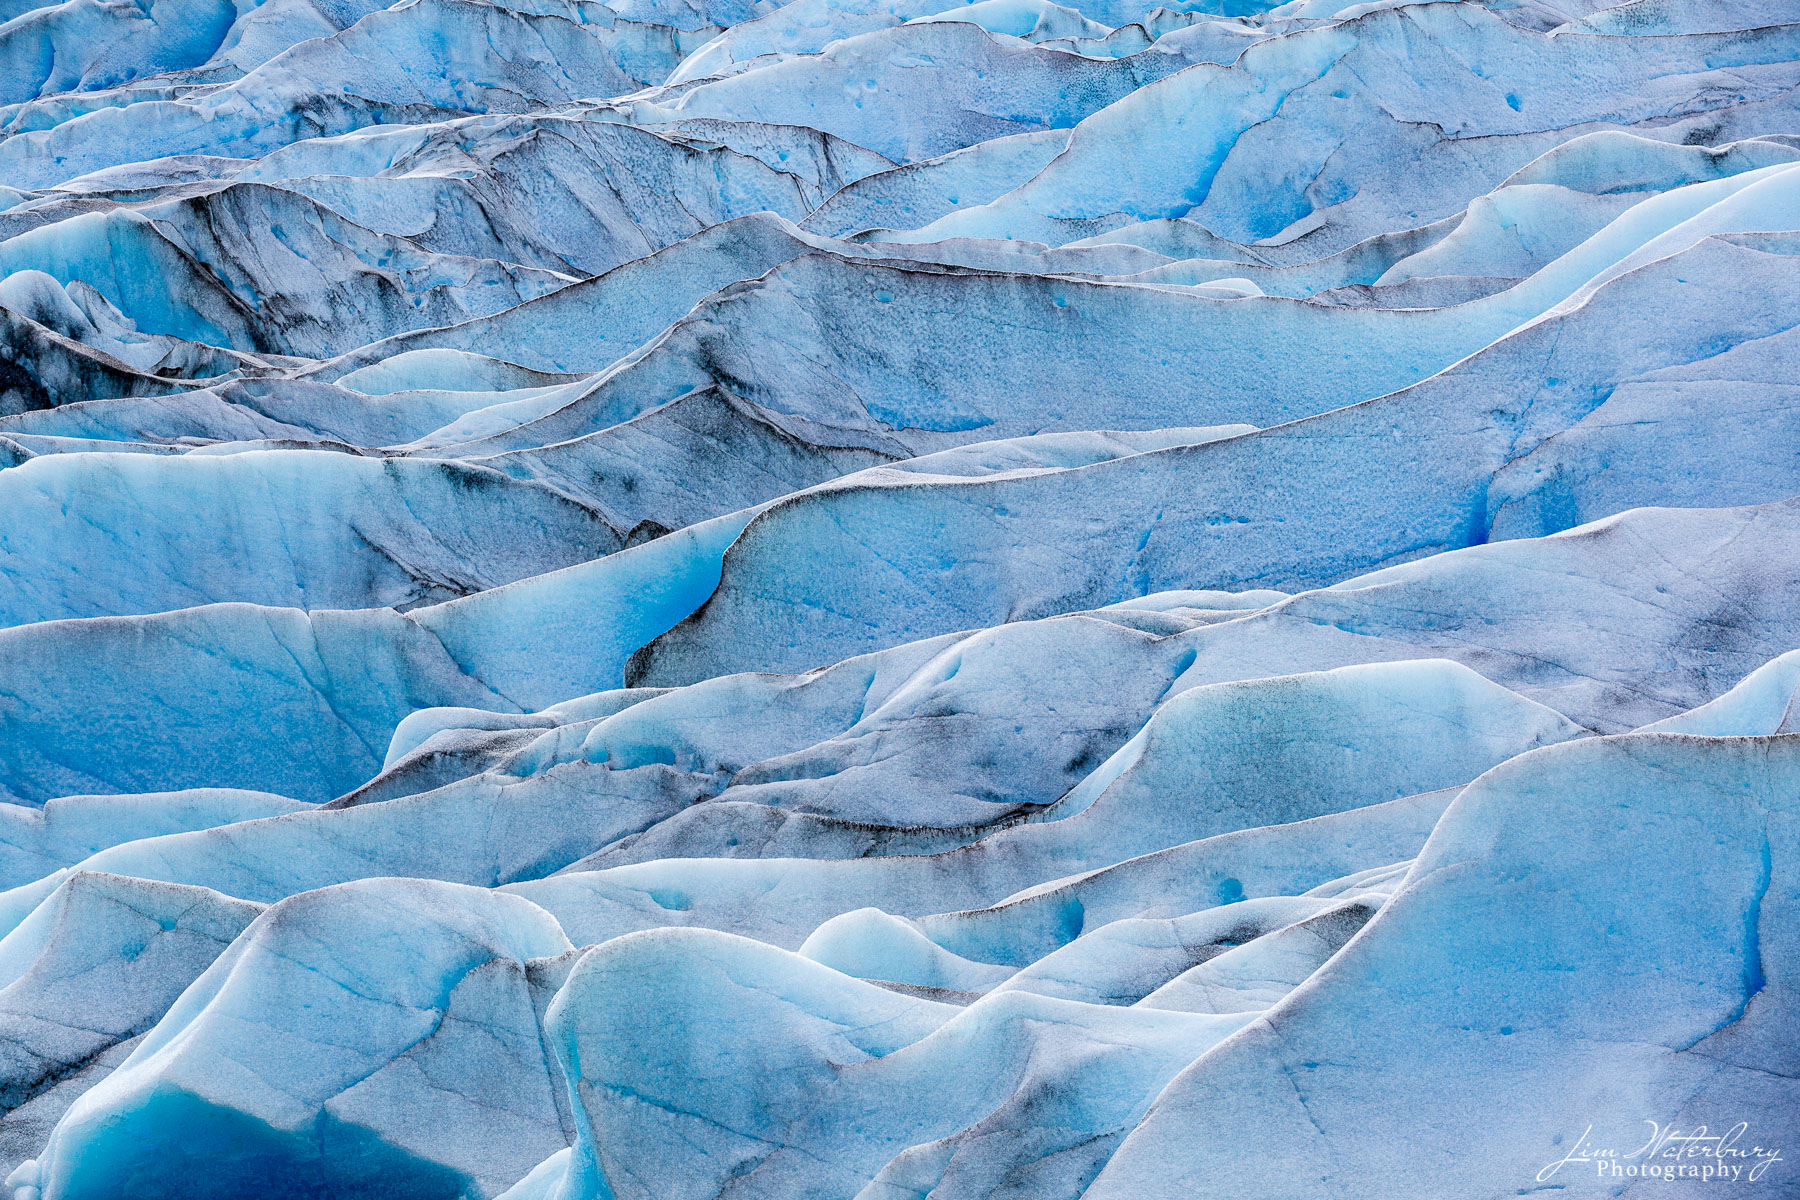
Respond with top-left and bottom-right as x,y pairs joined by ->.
0,0 -> 1797,1194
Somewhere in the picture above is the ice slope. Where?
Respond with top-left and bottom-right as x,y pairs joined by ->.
0,0 -> 715,187
903,5 -> 1800,247
0,451 -> 621,624
2,491 -> 1796,809
0,871 -> 266,1178
584,658 -> 1582,867
0,659 -> 1565,917
663,0 -> 1273,86
802,128 -> 1073,237
0,186 -> 578,358
29,879 -> 575,1200
1086,734 -> 1800,1199
0,603 -> 512,803
1646,649 -> 1800,736
0,790 -> 306,888
35,731 -> 1781,1200
0,302 -> 216,414
627,19 -> 1214,163
630,230 -> 1800,682
532,929 -> 1250,1200
1,0 -> 1797,1193
375,165 -> 1800,473
239,118 -> 874,276
0,0 -> 259,106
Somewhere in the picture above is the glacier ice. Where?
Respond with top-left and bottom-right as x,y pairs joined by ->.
1,0 -> 1797,1193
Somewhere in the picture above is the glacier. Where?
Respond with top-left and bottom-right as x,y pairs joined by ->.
0,0 -> 1797,1193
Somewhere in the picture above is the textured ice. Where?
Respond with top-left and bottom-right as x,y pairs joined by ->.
1,0 -> 1797,1194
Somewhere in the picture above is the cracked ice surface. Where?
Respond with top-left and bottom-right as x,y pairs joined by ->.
0,0 -> 1797,1193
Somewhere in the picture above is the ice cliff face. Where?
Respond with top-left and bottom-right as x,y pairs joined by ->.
1,0 -> 1798,1194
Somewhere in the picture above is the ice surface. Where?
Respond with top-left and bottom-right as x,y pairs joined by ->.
31,879 -> 574,1199
1,0 -> 1796,1193
1087,734 -> 1800,1198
